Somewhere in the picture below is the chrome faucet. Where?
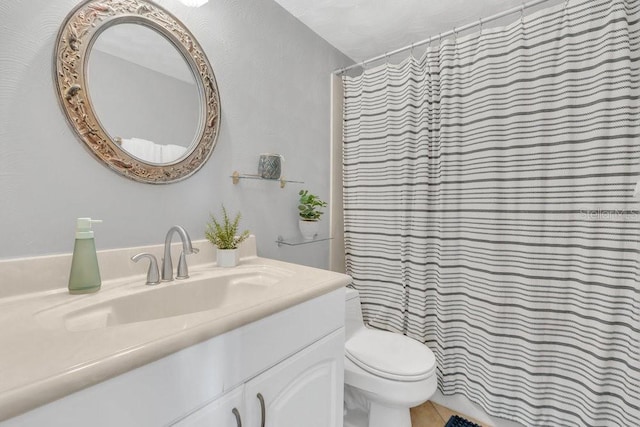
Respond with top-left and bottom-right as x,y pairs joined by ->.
162,226 -> 199,281
131,253 -> 161,286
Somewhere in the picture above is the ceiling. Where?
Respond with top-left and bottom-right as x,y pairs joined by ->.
273,0 -> 560,64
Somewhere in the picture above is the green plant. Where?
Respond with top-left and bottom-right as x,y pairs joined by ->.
298,190 -> 327,221
205,206 -> 250,250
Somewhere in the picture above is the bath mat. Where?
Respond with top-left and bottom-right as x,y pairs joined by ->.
444,415 -> 482,427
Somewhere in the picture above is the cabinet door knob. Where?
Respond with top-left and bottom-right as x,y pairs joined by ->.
257,393 -> 266,427
232,407 -> 242,427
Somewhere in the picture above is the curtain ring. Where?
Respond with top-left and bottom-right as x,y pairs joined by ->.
479,17 -> 483,35
453,26 -> 458,41
521,2 -> 525,24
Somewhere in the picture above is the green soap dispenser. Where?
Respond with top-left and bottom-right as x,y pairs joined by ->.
68,218 -> 103,294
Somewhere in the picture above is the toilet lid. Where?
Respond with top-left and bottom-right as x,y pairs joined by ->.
345,329 -> 436,381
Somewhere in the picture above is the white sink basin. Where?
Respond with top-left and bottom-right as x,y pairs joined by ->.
36,267 -> 292,332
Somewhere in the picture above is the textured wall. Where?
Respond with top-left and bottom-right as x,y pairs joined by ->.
0,0 -> 352,267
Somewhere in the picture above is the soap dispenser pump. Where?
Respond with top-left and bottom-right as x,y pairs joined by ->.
68,218 -> 103,294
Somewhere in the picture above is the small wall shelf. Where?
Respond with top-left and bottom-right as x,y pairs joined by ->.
231,171 -> 303,189
277,235 -> 333,247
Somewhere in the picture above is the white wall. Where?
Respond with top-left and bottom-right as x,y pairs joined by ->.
0,0 -> 352,268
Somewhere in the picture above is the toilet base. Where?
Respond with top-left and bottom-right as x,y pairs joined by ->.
343,407 -> 368,427
369,401 -> 411,427
343,404 -> 411,427
344,384 -> 415,427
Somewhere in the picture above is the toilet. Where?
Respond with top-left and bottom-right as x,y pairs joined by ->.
344,287 -> 437,427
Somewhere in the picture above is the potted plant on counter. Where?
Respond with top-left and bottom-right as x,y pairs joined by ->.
298,189 -> 327,240
205,206 -> 250,267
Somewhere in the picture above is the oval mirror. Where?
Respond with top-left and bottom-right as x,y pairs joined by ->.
54,0 -> 221,183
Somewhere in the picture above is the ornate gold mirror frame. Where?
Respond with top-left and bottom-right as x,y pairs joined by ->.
54,0 -> 221,184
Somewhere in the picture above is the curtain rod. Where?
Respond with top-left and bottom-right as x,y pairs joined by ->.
333,0 -> 552,74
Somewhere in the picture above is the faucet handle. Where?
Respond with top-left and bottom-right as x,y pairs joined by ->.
131,253 -> 161,286
176,247 -> 199,280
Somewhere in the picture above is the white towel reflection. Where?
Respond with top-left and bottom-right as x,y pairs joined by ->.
120,137 -> 186,163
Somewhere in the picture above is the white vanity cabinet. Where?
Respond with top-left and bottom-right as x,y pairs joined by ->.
1,289 -> 345,427
172,386 -> 245,427
175,329 -> 344,427
244,330 -> 343,427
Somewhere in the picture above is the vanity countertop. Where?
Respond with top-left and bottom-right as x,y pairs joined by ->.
0,251 -> 350,422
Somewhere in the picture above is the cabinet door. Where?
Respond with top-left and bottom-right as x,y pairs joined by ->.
244,328 -> 344,427
172,386 -> 244,427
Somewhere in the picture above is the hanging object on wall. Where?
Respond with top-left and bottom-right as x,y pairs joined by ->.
53,0 -> 221,184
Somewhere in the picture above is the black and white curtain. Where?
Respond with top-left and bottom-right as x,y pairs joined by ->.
342,0 -> 640,425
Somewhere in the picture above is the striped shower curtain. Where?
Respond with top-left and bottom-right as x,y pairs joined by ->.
342,0 -> 639,426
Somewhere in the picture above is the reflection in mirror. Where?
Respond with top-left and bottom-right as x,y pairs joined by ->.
88,23 -> 200,164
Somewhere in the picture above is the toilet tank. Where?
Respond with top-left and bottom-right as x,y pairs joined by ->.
345,287 -> 365,339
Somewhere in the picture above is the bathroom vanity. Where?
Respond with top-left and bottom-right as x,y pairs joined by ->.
0,237 -> 349,426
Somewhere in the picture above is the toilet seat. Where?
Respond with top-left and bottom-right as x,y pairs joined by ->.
345,329 -> 436,382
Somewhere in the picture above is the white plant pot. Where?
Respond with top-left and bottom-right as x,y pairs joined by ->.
217,248 -> 239,267
298,219 -> 319,240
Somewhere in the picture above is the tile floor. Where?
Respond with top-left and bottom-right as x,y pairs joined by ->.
410,401 -> 488,427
